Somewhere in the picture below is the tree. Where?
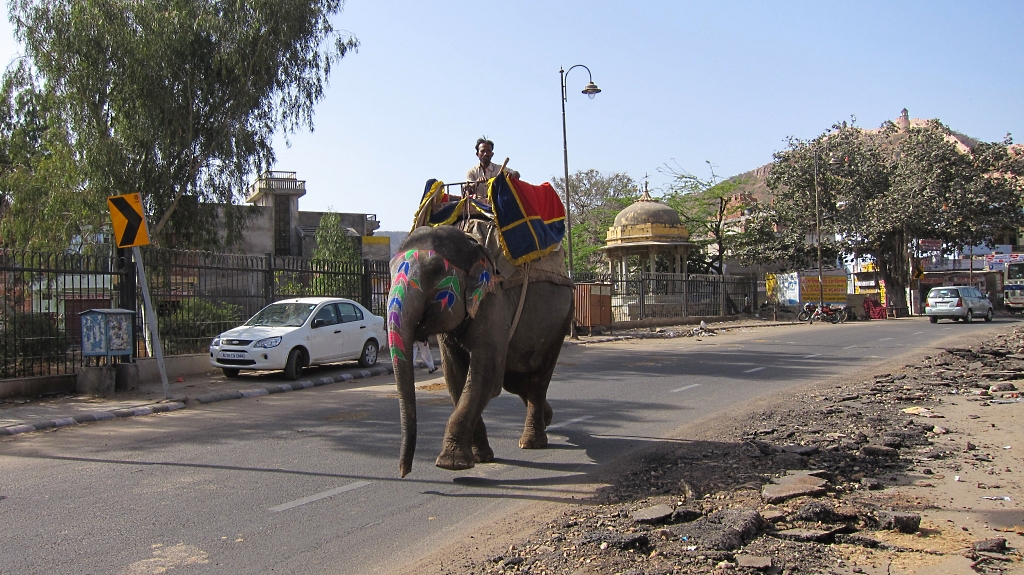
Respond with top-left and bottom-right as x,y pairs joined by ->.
766,120 -> 1024,311
662,162 -> 759,275
310,211 -> 360,297
551,169 -> 637,274
4,0 -> 358,249
0,63 -> 99,249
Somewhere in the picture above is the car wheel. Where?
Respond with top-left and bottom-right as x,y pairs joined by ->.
929,316 -> 938,324
985,308 -> 994,322
359,340 -> 378,367
284,348 -> 305,380
964,309 -> 973,323
222,368 -> 240,378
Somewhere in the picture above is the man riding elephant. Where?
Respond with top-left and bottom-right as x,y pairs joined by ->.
464,137 -> 519,201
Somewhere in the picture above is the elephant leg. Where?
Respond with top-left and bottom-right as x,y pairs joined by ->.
438,339 -> 493,464
435,339 -> 475,470
437,336 -> 468,406
471,417 -> 493,463
437,350 -> 504,471
502,369 -> 552,449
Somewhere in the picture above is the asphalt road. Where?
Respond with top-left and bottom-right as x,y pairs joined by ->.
0,316 -> 1012,575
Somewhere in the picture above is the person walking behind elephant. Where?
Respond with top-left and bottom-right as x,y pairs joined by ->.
465,137 -> 519,200
413,337 -> 437,373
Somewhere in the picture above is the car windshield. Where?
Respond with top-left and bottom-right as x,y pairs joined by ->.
244,303 -> 317,327
928,288 -> 960,299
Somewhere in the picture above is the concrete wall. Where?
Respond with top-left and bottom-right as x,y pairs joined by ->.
360,236 -> 391,261
239,205 -> 275,255
137,354 -> 216,384
0,374 -> 76,400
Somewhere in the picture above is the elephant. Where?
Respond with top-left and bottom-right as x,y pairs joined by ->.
387,225 -> 574,477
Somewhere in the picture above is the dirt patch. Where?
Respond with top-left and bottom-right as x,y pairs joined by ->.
397,323 -> 1024,575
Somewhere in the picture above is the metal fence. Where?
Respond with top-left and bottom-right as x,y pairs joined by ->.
0,249 -> 126,378
0,246 -> 392,379
574,271 -> 756,322
1,246 -> 757,379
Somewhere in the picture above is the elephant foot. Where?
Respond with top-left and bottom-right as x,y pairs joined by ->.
473,445 -> 495,463
519,431 -> 548,449
435,441 -> 475,471
543,402 -> 553,427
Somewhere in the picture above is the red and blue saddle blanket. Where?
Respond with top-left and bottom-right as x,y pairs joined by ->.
414,175 -> 565,265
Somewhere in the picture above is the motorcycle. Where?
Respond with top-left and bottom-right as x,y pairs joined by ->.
799,302 -> 842,324
797,302 -> 816,322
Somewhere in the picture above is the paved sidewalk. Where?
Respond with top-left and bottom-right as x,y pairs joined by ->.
0,316 -> 868,437
0,362 -> 395,436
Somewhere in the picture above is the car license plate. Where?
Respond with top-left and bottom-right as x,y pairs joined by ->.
219,352 -> 246,360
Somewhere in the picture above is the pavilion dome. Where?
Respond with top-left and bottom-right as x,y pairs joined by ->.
605,189 -> 689,247
613,190 -> 682,227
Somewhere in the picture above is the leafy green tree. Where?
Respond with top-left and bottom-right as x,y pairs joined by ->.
662,162 -> 760,275
551,169 -> 637,274
0,64 -> 99,249
310,211 -> 361,297
766,120 -> 1024,311
5,0 -> 358,249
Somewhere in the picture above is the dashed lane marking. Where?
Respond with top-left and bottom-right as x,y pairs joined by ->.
802,354 -> 821,359
744,367 -> 766,373
670,383 -> 702,393
547,415 -> 594,430
269,481 -> 372,512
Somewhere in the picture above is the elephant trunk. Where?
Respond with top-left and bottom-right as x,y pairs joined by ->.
388,285 -> 423,478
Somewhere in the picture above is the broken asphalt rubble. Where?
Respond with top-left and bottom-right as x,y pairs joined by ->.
457,326 -> 1024,574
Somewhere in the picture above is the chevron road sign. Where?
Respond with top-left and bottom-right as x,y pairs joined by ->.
106,193 -> 150,248
106,193 -> 167,396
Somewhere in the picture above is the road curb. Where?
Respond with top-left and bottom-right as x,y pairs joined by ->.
0,401 -> 186,436
0,364 -> 395,437
564,321 -> 797,345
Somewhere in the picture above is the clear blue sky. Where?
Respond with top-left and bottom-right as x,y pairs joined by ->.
2,1 -> 1022,231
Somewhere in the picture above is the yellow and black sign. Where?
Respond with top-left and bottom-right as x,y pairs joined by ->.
107,193 -> 150,248
912,265 -> 925,279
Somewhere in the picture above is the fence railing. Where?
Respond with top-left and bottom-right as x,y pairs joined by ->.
1,246 -> 758,380
0,249 -> 126,378
0,246 -> 392,380
574,271 -> 756,322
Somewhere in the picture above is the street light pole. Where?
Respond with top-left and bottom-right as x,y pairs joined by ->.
813,150 -> 824,307
560,65 -> 601,279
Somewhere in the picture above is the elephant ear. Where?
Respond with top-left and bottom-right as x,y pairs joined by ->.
465,256 -> 497,318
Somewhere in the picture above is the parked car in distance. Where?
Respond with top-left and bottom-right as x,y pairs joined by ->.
210,297 -> 385,380
924,286 -> 994,324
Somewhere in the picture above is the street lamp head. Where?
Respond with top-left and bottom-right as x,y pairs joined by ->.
582,81 -> 601,99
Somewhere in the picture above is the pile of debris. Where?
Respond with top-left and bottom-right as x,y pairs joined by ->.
680,321 -> 718,338
454,327 -> 1024,574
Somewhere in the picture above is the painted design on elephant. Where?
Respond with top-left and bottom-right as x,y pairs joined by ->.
466,259 -> 494,318
435,274 -> 461,311
388,249 -> 429,362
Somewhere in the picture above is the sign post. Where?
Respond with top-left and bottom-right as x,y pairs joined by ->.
107,193 -> 169,399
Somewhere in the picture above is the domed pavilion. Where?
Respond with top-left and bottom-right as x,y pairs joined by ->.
603,189 -> 694,277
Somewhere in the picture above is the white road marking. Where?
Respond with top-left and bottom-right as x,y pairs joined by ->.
744,367 -> 766,373
912,331 -> 923,335
802,354 -> 821,359
670,383 -> 702,393
547,415 -> 594,430
879,337 -> 893,341
842,345 -> 857,350
591,434 -> 689,443
269,481 -> 372,512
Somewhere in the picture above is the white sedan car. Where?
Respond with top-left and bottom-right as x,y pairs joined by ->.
209,297 -> 385,380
